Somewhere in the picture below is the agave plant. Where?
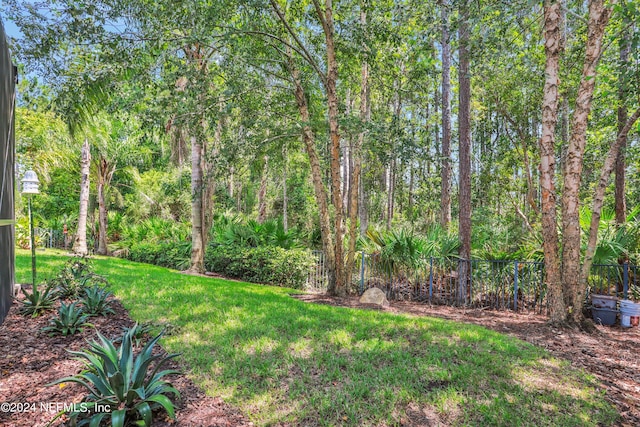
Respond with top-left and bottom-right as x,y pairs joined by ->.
80,285 -> 115,317
116,323 -> 155,348
19,281 -> 58,317
50,327 -> 180,427
42,302 -> 92,336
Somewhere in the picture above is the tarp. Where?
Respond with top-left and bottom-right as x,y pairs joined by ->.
0,18 -> 16,325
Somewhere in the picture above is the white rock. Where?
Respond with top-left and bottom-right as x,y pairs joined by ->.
359,287 -> 389,307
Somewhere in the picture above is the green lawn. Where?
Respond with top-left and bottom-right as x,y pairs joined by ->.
15,249 -> 618,426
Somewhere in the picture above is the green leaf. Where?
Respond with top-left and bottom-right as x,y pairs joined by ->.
89,412 -> 107,427
146,394 -> 176,419
135,401 -> 153,426
111,409 -> 127,427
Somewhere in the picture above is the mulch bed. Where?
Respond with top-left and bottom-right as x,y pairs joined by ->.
293,294 -> 640,427
0,286 -> 252,427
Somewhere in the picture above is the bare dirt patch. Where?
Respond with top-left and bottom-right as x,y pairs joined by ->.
0,288 -> 252,427
292,293 -> 640,427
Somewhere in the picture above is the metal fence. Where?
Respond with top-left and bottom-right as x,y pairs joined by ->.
307,252 -> 637,313
34,227 -> 69,249
307,250 -> 329,292
589,263 -> 639,300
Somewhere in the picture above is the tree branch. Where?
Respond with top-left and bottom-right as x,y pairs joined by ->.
268,0 -> 327,87
581,106 -> 640,280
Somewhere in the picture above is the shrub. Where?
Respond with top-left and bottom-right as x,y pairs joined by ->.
50,328 -> 180,427
205,244 -> 315,289
42,302 -> 92,336
211,215 -> 302,249
52,256 -> 106,299
20,281 -> 58,317
80,285 -> 115,317
125,241 -> 191,270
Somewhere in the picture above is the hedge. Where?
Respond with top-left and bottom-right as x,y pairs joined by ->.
125,241 -> 191,271
205,244 -> 315,289
122,240 -> 315,289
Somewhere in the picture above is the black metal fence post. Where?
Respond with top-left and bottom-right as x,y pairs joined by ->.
429,257 -> 433,303
623,262 -> 629,300
359,251 -> 365,295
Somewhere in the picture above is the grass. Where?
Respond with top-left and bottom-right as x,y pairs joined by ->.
16,249 -> 618,426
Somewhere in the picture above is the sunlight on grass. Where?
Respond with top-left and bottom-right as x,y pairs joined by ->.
16,250 -> 619,426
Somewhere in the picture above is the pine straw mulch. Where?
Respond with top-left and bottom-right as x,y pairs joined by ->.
292,293 -> 640,427
0,286 -> 253,427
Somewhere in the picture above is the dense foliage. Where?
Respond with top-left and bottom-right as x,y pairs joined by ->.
205,244 -> 315,289
5,0 -> 640,318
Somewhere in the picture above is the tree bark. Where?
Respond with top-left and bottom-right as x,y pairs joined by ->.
539,0 -> 564,323
282,145 -> 288,232
345,1 -> 368,291
615,26 -> 630,225
73,137 -> 91,255
257,155 -> 269,223
386,159 -> 396,230
96,157 -> 113,255
359,157 -> 368,236
440,0 -> 452,230
315,0 -> 346,296
458,0 -> 472,304
188,130 -> 205,273
202,116 -> 223,250
387,77 -> 401,231
343,90 -> 351,215
561,0 -> 614,323
288,54 -> 336,294
582,107 -> 640,281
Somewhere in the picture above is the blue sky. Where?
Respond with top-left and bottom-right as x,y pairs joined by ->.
1,12 -> 22,40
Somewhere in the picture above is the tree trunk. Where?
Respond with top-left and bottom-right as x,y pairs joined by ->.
359,161 -> 368,236
458,0 -> 471,304
258,155 -> 269,223
188,131 -> 205,273
202,114 -> 223,251
440,0 -> 452,230
346,2 -> 368,290
96,157 -> 111,255
316,0 -> 346,296
282,145 -> 288,232
408,164 -> 414,220
615,26 -> 630,225
288,53 -> 336,294
343,90 -> 351,215
561,0 -> 613,323
386,159 -> 395,230
582,108 -> 640,281
560,94 -> 569,172
73,137 -> 91,255
539,0 -> 564,323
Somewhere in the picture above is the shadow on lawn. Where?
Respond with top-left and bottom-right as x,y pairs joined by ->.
143,283 -> 615,427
